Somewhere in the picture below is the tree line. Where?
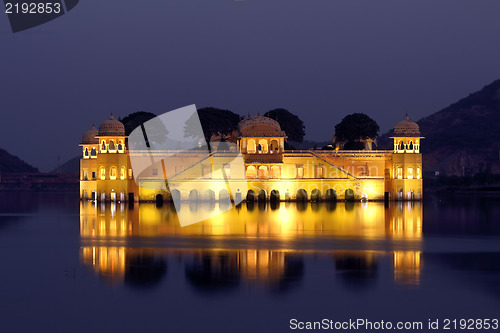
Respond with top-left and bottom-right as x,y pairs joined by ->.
120,108 -> 380,150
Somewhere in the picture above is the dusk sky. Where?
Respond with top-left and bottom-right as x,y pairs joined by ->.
2,0 -> 500,171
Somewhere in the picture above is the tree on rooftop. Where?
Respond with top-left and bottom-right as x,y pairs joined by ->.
264,108 -> 306,143
121,111 -> 168,145
184,107 -> 242,148
334,113 -> 379,150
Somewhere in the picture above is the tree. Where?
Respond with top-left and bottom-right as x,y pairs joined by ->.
121,111 -> 158,135
120,111 -> 168,145
334,113 -> 379,149
264,108 -> 306,143
184,107 -> 242,147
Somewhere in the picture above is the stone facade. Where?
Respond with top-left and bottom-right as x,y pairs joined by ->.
80,114 -> 423,202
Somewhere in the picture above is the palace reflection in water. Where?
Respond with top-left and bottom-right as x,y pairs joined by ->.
79,201 -> 423,289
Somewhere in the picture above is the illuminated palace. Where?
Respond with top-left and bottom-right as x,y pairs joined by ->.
80,114 -> 423,202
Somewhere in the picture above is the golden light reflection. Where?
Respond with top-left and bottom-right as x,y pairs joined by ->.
394,251 -> 422,286
80,246 -> 167,286
80,200 -> 423,239
80,247 -> 422,287
239,249 -> 287,284
387,202 -> 423,239
81,246 -> 126,285
80,201 -> 423,287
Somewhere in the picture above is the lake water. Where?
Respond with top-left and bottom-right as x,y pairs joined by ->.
1,192 -> 500,333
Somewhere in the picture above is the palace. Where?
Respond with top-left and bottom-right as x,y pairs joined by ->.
80,114 -> 423,202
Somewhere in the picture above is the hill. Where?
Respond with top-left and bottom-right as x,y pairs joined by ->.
0,147 -> 39,173
50,156 -> 80,174
379,79 -> 500,176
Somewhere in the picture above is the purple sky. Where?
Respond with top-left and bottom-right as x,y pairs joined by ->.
2,0 -> 500,171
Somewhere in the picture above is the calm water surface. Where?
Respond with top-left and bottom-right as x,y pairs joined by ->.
1,192 -> 500,333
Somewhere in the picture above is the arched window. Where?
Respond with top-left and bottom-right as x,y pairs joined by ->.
117,141 -> 123,152
325,189 -> 337,201
100,167 -> 106,180
408,167 -> 414,179
101,141 -> 107,152
219,189 -> 230,202
345,189 -> 355,202
204,189 -> 215,202
258,189 -> 267,202
189,189 -> 200,202
170,189 -> 181,202
269,139 -> 279,154
397,167 -> 403,179
246,189 -> 256,202
271,165 -> 281,178
109,141 -> 116,151
258,139 -> 268,153
398,141 -> 404,150
296,189 -> 307,201
258,166 -> 269,179
109,167 -> 117,180
246,165 -> 257,178
84,148 -> 89,157
408,141 -> 414,150
296,165 -> 304,178
156,194 -> 163,205
91,148 -> 97,156
257,144 -> 262,153
311,189 -> 322,202
247,139 -> 256,154
120,167 -> 126,180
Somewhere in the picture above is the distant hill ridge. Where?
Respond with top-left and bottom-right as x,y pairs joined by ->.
38,79 -> 500,177
0,147 -> 38,173
379,79 -> 500,176
50,156 -> 80,174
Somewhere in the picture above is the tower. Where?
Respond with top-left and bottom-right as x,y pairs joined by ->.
95,114 -> 129,201
237,116 -> 287,179
390,114 -> 424,200
80,124 -> 99,200
80,114 -> 132,202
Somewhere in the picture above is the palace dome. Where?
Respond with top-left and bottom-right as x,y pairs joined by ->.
82,125 -> 99,144
98,114 -> 125,136
394,114 -> 420,136
238,116 -> 286,137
